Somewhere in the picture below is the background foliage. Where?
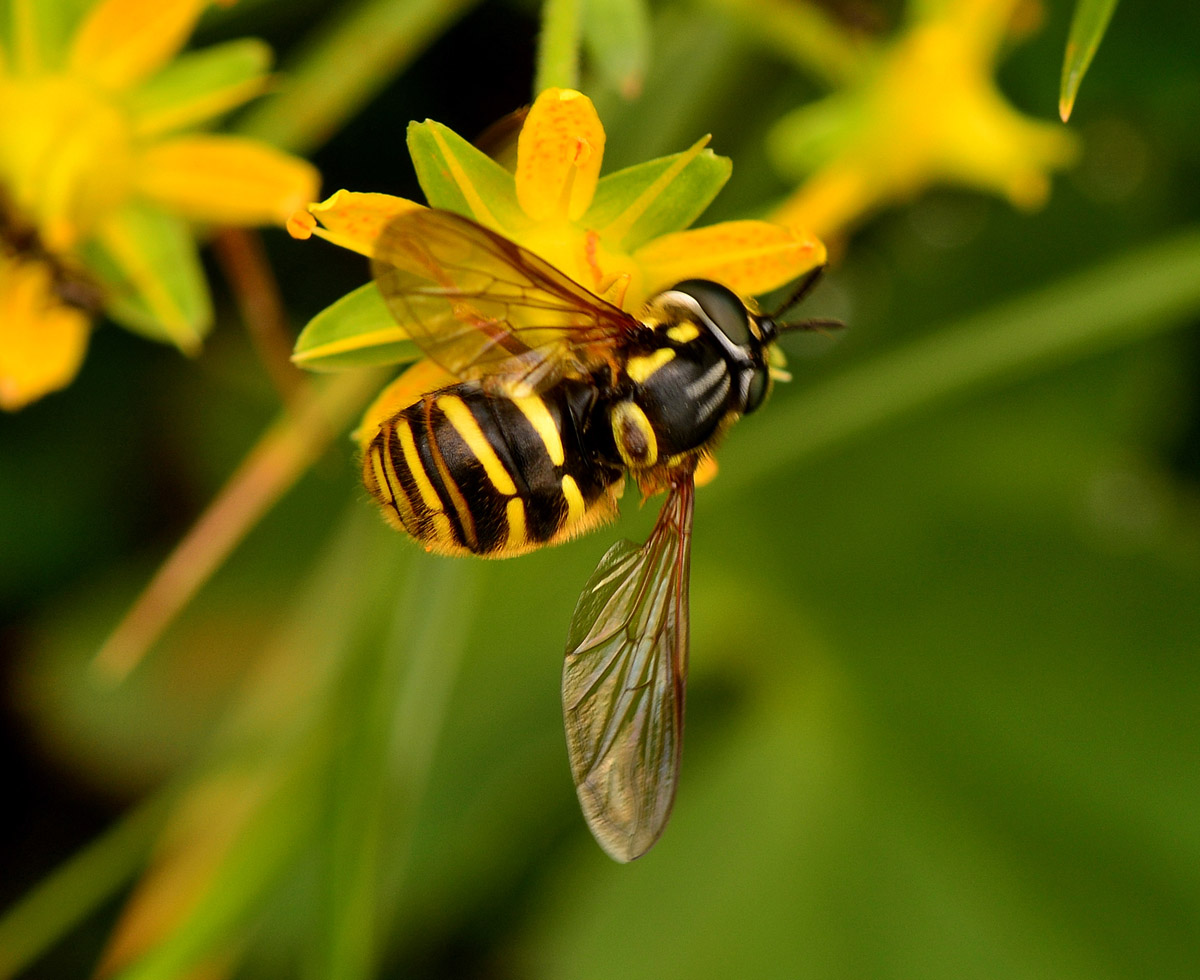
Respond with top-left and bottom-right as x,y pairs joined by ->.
3,1 -> 1199,978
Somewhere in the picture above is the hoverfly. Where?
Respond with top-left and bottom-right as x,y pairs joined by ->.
366,208 -> 830,862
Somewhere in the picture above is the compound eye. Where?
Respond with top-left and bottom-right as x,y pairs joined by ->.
672,279 -> 752,347
743,368 -> 769,414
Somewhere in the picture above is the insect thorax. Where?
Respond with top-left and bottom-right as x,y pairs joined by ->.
604,297 -> 751,470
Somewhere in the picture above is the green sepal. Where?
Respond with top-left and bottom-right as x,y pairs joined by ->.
584,142 -> 731,252
84,203 -> 212,353
407,119 -> 528,230
128,39 -> 273,136
766,92 -> 863,178
0,0 -> 84,72
292,282 -> 418,372
582,0 -> 650,98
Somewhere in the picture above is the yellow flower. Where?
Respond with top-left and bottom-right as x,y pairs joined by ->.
769,0 -> 1078,237
0,0 -> 320,410
294,89 -> 823,305
289,87 -> 824,439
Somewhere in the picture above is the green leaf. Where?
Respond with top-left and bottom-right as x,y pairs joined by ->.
584,140 -> 731,251
315,560 -> 476,980
107,766 -> 324,980
0,795 -> 172,980
1059,0 -> 1121,121
85,204 -> 212,353
582,0 -> 650,98
406,119 -> 528,231
128,39 -> 273,137
102,512 -> 403,980
292,282 -> 418,372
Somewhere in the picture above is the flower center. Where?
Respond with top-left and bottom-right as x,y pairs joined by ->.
515,221 -> 644,311
0,75 -> 133,250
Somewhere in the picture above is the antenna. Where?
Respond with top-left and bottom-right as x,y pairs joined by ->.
767,265 -> 825,321
762,265 -> 845,337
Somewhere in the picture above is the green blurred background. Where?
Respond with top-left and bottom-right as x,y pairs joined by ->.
3,1 -> 1200,978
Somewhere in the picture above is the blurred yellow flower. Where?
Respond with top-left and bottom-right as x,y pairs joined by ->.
0,0 -> 320,410
770,0 -> 1078,238
289,87 -> 824,437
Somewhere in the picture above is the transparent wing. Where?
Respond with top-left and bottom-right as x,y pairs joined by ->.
371,208 -> 639,391
562,477 -> 694,862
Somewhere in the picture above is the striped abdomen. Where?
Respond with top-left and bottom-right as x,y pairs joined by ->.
364,380 -> 624,557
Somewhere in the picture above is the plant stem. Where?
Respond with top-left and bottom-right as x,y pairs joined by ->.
698,0 -> 873,88
213,227 -> 306,408
92,369 -> 382,683
235,0 -> 481,155
535,0 -> 583,95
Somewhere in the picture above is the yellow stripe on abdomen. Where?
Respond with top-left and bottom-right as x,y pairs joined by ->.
397,418 -> 441,513
512,395 -> 564,465
560,474 -> 585,527
505,496 -> 527,550
438,394 -> 518,495
396,417 -> 454,546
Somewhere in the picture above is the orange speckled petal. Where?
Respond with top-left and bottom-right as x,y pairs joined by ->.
0,259 -> 91,410
292,190 -> 423,257
635,221 -> 827,297
69,0 -> 210,91
135,135 -> 320,227
516,88 -> 605,222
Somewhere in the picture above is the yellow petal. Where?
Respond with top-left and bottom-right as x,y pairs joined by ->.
0,75 -> 132,250
135,136 -> 320,227
516,88 -> 605,222
635,221 -> 827,297
304,190 -> 422,256
771,168 -> 876,241
355,359 -> 456,451
69,0 -> 210,91
293,190 -> 422,257
0,259 -> 91,410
